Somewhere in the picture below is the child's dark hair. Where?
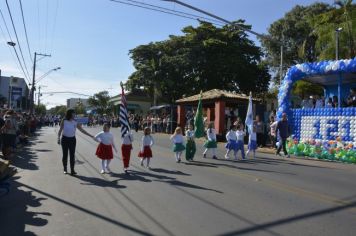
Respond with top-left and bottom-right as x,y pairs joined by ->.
230,125 -> 236,130
103,123 -> 111,129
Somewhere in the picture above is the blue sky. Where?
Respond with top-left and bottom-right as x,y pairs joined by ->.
0,0 -> 334,108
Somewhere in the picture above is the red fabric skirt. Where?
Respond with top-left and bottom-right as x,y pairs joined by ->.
138,146 -> 152,158
96,143 -> 113,160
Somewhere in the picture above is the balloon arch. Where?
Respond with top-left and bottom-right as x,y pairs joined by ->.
276,58 -> 356,162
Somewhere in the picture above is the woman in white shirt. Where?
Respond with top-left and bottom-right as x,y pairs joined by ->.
170,127 -> 185,163
58,109 -> 93,175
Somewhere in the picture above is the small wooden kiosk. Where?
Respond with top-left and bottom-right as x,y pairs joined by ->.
176,89 -> 261,136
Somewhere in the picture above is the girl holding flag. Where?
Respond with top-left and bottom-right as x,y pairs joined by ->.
120,82 -> 134,173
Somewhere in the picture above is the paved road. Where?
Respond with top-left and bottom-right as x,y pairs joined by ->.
1,126 -> 356,236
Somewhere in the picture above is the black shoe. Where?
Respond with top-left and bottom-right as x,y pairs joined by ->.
203,154 -> 206,158
63,170 -> 68,174
70,170 -> 77,176
213,156 -> 218,159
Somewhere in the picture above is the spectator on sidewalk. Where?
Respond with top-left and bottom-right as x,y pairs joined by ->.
255,115 -> 264,147
276,113 -> 290,158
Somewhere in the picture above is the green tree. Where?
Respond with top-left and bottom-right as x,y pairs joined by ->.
262,3 -> 332,75
292,81 -> 324,98
127,21 -> 270,102
88,91 -> 112,115
74,102 -> 86,115
263,2 -> 355,81
49,105 -> 67,116
35,104 -> 47,115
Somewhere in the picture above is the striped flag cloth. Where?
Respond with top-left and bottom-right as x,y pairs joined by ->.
245,92 -> 253,134
120,83 -> 130,138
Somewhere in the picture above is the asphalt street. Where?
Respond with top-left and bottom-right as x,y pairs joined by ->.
1,126 -> 356,236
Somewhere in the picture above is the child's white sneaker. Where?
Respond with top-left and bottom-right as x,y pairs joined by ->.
106,167 -> 111,173
225,155 -> 230,160
100,169 -> 105,174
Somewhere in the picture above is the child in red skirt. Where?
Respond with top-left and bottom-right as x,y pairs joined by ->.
94,123 -> 118,174
122,131 -> 134,173
138,127 -> 154,168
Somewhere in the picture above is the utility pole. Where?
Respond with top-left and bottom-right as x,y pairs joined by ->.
31,52 -> 51,114
37,85 -> 47,106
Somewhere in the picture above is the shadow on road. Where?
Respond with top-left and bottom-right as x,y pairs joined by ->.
17,183 -> 153,236
0,177 -> 50,236
75,175 -> 127,189
218,200 -> 356,236
10,136 -> 44,171
149,168 -> 191,176
189,160 -> 294,175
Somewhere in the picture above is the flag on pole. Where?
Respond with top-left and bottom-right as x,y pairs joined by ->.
245,91 -> 253,134
194,91 -> 205,138
120,82 -> 130,138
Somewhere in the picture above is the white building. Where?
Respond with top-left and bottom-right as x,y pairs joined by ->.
66,98 -> 89,109
0,75 -> 30,110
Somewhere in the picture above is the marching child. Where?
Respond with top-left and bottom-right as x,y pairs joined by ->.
225,125 -> 238,159
236,123 -> 246,160
121,131 -> 134,173
246,124 -> 257,158
138,127 -> 154,168
170,127 -> 186,163
185,124 -> 196,161
203,122 -> 218,159
94,123 -> 118,174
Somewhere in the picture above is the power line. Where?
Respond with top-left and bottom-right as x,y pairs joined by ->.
109,0 -> 225,27
5,0 -> 32,80
0,19 -> 23,78
49,0 -> 59,54
123,0 -> 225,25
0,7 -> 13,42
0,8 -> 30,84
19,0 -> 34,64
44,0 -> 49,52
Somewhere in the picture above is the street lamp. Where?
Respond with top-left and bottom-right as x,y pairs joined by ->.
36,67 -> 61,83
335,27 -> 343,60
7,41 -> 16,47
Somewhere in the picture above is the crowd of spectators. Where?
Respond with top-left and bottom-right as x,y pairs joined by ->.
300,88 -> 356,109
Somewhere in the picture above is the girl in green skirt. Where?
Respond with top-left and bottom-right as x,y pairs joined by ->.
170,127 -> 186,163
185,124 -> 196,161
203,122 -> 218,159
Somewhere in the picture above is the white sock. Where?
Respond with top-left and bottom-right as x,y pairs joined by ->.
212,148 -> 216,156
105,160 -> 111,169
203,149 -> 208,155
101,160 -> 105,170
147,158 -> 150,167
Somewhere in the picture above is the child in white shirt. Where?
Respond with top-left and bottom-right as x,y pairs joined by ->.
138,127 -> 154,168
94,123 -> 118,174
203,123 -> 218,159
121,131 -> 134,173
225,125 -> 238,159
170,127 -> 186,163
235,124 -> 246,160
